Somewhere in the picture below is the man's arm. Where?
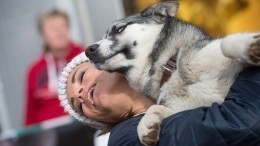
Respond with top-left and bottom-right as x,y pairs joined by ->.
108,115 -> 143,146
159,67 -> 260,146
108,67 -> 260,146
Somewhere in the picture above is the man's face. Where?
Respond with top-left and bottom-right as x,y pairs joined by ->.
66,62 -> 140,124
41,16 -> 69,50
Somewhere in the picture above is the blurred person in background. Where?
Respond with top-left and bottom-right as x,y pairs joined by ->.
24,8 -> 83,146
25,8 -> 82,126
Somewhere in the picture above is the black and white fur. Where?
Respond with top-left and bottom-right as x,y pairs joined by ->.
85,1 -> 260,145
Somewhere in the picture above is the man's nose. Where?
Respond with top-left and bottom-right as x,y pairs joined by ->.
76,87 -> 84,103
85,44 -> 99,57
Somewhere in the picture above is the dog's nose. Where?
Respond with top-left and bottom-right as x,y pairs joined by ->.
85,44 -> 99,56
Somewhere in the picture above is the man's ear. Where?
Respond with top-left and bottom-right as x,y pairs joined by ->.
141,1 -> 179,17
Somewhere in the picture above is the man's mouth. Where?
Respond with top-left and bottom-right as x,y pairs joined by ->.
87,84 -> 96,105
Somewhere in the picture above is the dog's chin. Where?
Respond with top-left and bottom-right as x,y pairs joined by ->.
88,54 -> 132,74
90,61 -> 108,71
95,63 -> 132,75
87,56 -> 107,69
89,60 -> 114,73
109,66 -> 133,75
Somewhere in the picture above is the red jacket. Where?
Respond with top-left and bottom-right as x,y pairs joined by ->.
24,42 -> 83,126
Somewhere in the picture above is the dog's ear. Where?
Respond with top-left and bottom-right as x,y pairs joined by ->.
141,1 -> 179,17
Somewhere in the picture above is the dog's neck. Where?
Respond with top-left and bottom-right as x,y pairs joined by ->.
171,20 -> 212,50
160,55 -> 177,86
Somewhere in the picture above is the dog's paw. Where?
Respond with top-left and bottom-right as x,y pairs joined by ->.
137,105 -> 174,146
138,115 -> 161,146
137,107 -> 162,146
248,35 -> 260,63
139,122 -> 160,146
221,33 -> 260,65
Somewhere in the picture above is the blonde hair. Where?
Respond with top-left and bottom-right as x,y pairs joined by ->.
37,8 -> 70,34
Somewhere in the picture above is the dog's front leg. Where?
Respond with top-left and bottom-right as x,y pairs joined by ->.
221,33 -> 260,65
137,105 -> 173,146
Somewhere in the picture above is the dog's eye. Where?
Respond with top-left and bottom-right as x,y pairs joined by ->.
116,26 -> 126,33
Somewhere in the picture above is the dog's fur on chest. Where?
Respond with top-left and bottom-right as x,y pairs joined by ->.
86,1 -> 260,145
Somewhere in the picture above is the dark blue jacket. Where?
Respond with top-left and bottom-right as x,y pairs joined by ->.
108,67 -> 260,146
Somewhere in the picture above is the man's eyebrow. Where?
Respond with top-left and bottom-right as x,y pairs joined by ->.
71,68 -> 79,83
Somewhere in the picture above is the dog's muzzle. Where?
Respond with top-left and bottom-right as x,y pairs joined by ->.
85,44 -> 101,63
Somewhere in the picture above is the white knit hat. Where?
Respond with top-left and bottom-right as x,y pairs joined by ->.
57,52 -> 106,129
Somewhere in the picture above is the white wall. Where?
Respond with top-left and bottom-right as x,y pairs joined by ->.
79,0 -> 125,43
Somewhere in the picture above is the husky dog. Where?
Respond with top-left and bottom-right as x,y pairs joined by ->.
85,1 -> 260,145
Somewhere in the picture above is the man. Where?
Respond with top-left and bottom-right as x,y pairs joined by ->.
25,9 -> 83,126
24,8 -> 84,146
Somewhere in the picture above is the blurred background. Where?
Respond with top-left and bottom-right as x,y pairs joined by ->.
0,0 -> 259,146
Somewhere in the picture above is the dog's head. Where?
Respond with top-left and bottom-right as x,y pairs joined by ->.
85,1 -> 179,75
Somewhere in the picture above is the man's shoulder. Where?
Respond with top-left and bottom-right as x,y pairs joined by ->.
67,42 -> 84,60
27,56 -> 46,74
